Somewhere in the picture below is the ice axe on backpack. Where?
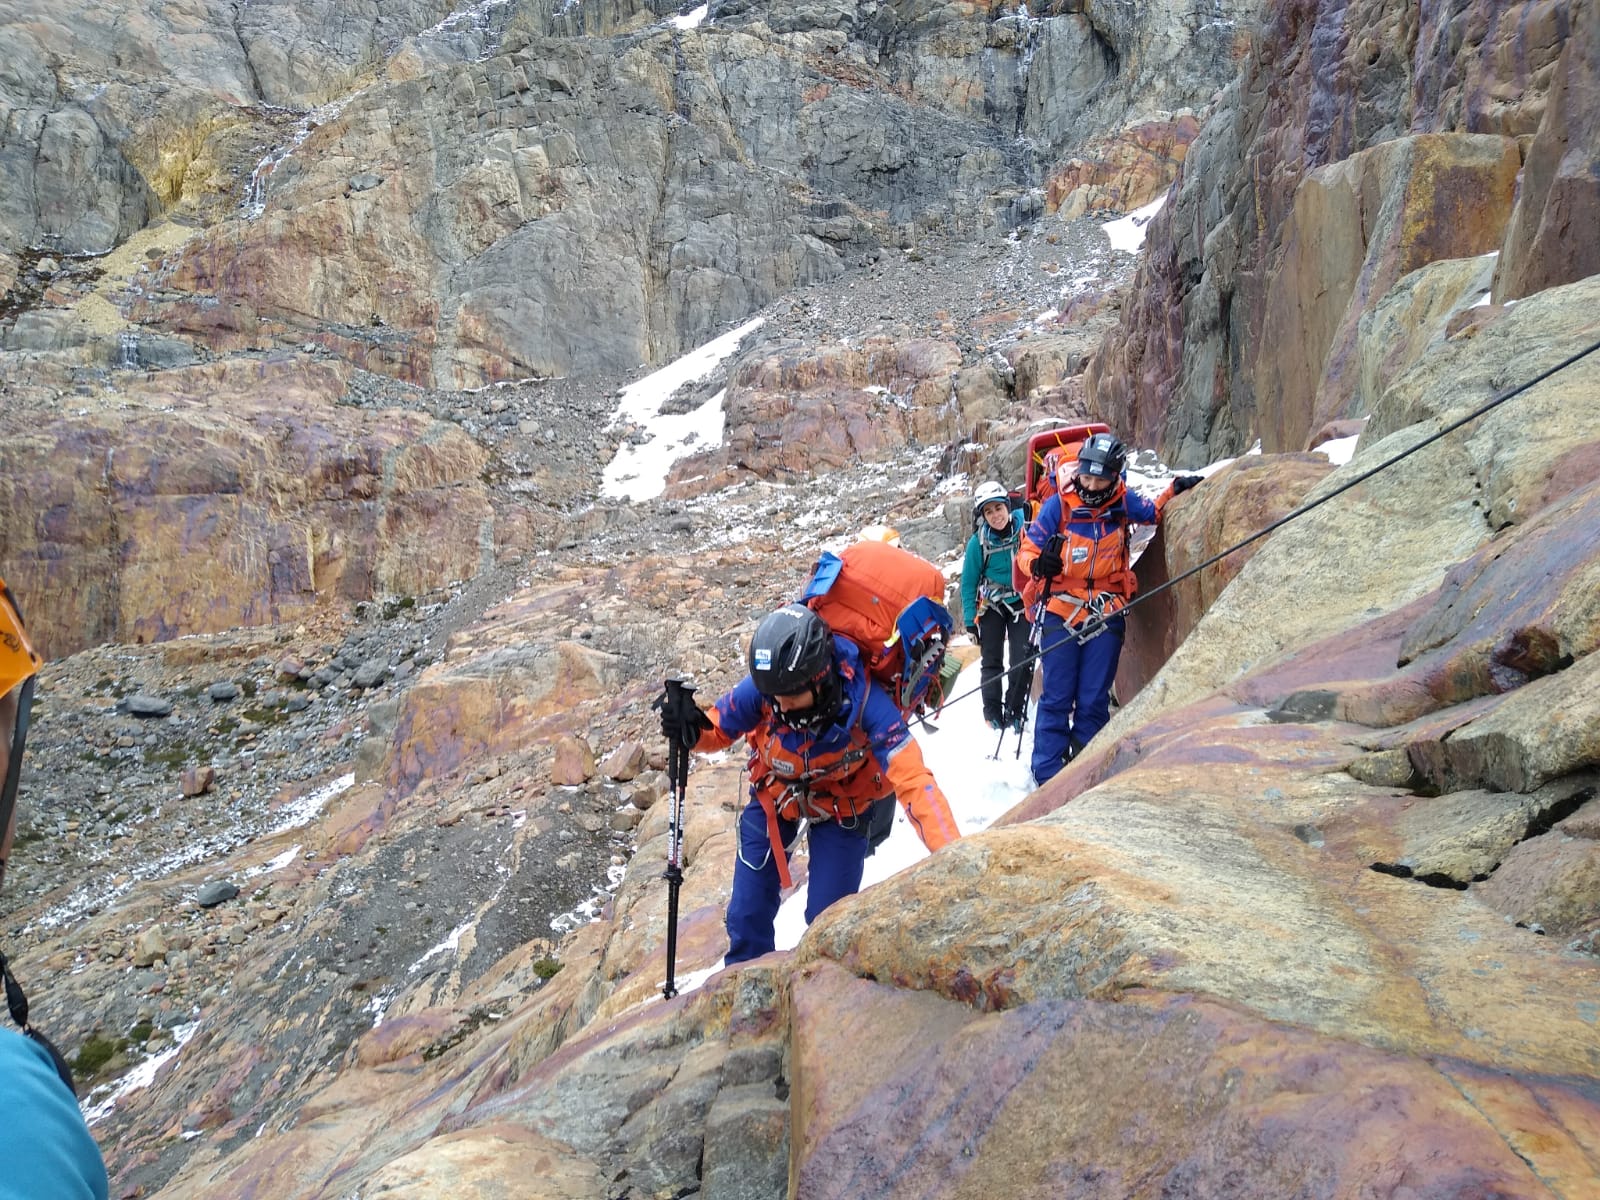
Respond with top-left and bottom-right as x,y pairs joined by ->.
653,677 -> 699,1001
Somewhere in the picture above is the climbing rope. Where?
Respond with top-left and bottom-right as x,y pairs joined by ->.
939,332 -> 1600,711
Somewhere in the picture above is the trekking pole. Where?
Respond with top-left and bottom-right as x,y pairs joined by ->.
1016,535 -> 1062,757
656,677 -> 696,1000
1014,655 -> 1032,761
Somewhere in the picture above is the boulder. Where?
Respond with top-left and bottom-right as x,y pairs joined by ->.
196,880 -> 238,908
125,694 -> 173,718
181,765 -> 217,797
598,740 -> 646,782
132,925 -> 169,968
549,735 -> 596,787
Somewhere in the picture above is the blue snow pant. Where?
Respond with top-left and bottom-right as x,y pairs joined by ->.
1030,610 -> 1125,785
726,795 -> 873,964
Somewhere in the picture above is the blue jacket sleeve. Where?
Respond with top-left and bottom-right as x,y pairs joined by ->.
1025,495 -> 1062,551
1124,485 -> 1164,525
0,1029 -> 109,1200
700,677 -> 770,750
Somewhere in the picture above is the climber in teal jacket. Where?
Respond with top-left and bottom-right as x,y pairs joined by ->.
960,481 -> 1032,730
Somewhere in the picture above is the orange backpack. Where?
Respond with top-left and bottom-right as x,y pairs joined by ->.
800,540 -> 955,715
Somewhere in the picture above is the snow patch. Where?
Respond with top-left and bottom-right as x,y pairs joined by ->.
269,772 -> 355,835
601,317 -> 765,502
1317,434 -> 1361,466
1101,195 -> 1167,256
83,1021 -> 201,1126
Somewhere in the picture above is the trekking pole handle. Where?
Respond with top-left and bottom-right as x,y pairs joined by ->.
1029,533 -> 1063,647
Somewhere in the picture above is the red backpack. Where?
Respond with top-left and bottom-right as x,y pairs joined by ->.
800,540 -> 955,716
1012,423 -> 1112,603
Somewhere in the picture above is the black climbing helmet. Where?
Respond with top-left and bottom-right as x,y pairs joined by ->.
747,604 -> 842,730
1076,433 -> 1127,481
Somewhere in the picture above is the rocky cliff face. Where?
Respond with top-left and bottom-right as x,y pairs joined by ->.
1,0 -> 1247,655
2,1 -> 1599,1198
1087,0 -> 1586,464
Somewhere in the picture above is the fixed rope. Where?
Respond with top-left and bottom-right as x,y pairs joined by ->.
940,332 -> 1600,712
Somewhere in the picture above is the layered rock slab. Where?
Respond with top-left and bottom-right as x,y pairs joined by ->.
789,960 -> 1599,1200
0,359 -> 495,657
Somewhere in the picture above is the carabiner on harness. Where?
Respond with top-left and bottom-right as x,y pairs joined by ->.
1075,593 -> 1125,643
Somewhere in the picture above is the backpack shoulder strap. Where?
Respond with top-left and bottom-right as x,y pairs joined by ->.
977,518 -> 1020,570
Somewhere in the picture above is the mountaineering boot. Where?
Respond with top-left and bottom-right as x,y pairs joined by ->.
983,705 -> 1004,731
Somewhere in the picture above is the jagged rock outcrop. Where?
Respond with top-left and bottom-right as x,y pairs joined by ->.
665,335 -> 980,490
1086,0 -> 1578,466
1494,0 -> 1600,300
1044,113 -> 1202,217
1252,132 -> 1519,454
0,0 -> 469,257
4,0 -> 1257,387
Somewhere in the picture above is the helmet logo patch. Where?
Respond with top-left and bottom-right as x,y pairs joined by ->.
753,648 -> 773,670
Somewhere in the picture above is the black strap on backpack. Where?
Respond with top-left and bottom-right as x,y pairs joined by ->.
0,674 -> 36,894
1,948 -> 77,1095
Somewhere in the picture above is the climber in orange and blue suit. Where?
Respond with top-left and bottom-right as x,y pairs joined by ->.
657,603 -> 960,963
1016,433 -> 1204,786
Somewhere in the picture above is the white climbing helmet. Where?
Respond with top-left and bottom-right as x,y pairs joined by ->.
971,480 -> 1009,518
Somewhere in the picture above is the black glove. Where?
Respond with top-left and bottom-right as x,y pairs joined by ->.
1172,474 -> 1204,494
966,623 -> 980,642
1031,549 -> 1063,580
655,687 -> 711,748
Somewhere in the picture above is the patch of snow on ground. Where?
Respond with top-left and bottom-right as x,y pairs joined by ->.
245,845 -> 302,878
602,317 -> 764,501
269,772 -> 355,835
84,1021 -> 201,1126
1318,434 -> 1361,466
1101,196 -> 1167,256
